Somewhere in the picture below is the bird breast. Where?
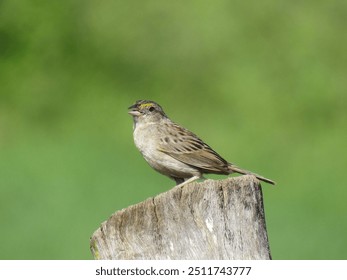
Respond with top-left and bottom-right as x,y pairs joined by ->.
133,121 -> 199,178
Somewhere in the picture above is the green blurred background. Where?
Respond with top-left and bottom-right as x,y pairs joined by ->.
1,0 -> 346,259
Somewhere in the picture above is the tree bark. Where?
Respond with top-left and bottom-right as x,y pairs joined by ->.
90,175 -> 271,260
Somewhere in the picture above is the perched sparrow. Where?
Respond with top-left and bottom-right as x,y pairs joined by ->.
128,100 -> 275,187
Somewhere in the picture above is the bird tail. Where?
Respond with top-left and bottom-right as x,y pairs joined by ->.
228,164 -> 276,185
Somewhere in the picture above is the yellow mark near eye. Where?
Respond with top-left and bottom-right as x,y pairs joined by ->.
139,103 -> 155,109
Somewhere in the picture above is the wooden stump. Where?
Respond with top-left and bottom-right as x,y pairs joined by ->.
90,175 -> 271,260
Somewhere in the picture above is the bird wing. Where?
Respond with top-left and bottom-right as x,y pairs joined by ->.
158,123 -> 230,174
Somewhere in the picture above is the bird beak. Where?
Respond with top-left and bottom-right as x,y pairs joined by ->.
128,110 -> 141,116
128,105 -> 141,116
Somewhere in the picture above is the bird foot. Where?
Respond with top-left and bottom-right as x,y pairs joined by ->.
174,175 -> 200,189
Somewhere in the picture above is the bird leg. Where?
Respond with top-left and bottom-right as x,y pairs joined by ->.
174,175 -> 200,189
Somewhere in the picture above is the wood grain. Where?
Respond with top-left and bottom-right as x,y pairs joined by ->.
90,175 -> 271,260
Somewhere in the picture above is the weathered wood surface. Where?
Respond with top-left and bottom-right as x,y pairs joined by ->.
90,175 -> 271,260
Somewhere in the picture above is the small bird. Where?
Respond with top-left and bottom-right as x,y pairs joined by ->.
128,100 -> 275,187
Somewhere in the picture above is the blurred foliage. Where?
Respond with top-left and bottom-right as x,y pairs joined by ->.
0,0 -> 346,259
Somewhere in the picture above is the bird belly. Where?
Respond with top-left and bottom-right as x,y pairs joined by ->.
144,151 -> 199,179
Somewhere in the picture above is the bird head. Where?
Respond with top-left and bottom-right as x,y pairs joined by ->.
128,100 -> 167,123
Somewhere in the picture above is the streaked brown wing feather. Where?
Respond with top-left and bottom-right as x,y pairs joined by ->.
158,123 -> 229,174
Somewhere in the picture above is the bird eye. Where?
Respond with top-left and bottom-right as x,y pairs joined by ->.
149,106 -> 155,112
